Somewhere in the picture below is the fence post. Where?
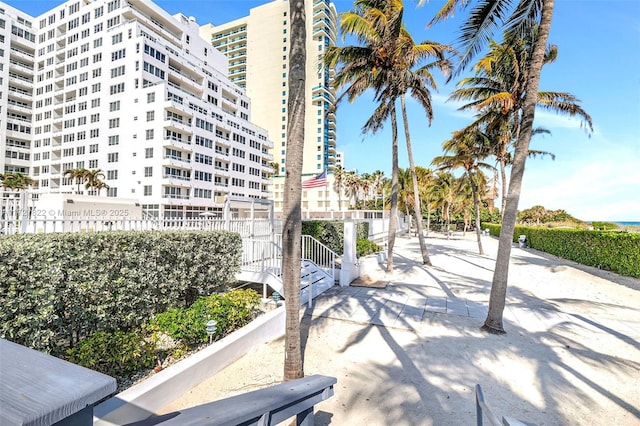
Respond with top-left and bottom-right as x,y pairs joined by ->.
340,221 -> 357,287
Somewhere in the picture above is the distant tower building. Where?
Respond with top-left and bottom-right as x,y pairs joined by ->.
1,0 -> 274,218
334,150 -> 344,169
200,0 -> 338,176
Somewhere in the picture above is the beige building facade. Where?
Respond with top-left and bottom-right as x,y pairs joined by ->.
200,0 -> 339,211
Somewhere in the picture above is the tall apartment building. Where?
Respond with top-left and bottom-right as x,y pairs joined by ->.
199,0 -> 338,177
0,4 -> 36,176
0,0 -> 274,218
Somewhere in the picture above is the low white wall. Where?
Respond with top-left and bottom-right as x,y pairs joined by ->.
93,306 -> 285,425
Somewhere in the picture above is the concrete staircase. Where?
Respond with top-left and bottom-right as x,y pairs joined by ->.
236,259 -> 335,305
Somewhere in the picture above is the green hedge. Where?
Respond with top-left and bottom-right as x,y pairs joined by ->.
0,230 -> 241,356
66,289 -> 260,380
483,223 -> 640,278
301,220 -> 370,255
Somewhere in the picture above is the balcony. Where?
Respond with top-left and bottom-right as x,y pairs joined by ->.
8,60 -> 34,76
163,136 -> 193,152
163,154 -> 191,168
164,117 -> 193,134
162,174 -> 192,185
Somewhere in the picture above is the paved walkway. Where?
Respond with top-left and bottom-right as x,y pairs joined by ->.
165,233 -> 640,425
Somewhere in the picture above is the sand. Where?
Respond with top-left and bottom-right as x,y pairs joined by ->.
161,232 -> 640,425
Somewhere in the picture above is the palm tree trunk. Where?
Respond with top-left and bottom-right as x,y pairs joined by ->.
466,170 -> 484,255
483,0 -> 555,334
281,0 -> 306,381
386,103 -> 399,273
400,96 -> 431,265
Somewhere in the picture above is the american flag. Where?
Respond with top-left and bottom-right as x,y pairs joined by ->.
301,171 -> 327,189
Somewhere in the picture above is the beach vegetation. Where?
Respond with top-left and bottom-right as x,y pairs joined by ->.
0,230 -> 241,356
483,224 -> 640,278
429,0 -> 593,334
325,0 -> 454,271
65,289 -> 261,384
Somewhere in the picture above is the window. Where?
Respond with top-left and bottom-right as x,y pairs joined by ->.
147,92 -> 155,103
107,187 -> 117,197
107,170 -> 118,180
112,33 -> 122,44
145,129 -> 154,140
109,100 -> 120,111
91,99 -> 100,108
145,148 -> 153,158
108,118 -> 120,128
110,82 -> 125,94
146,111 -> 154,121
91,83 -> 101,93
110,65 -> 125,78
143,185 -> 152,196
144,166 -> 153,177
89,159 -> 98,168
108,135 -> 119,145
107,153 -> 119,162
89,143 -> 99,153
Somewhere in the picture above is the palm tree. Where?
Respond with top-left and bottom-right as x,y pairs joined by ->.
450,32 -> 579,215
281,0 -> 306,381
0,172 -> 36,192
325,0 -> 452,269
332,165 -> 345,210
397,167 -> 414,219
343,170 -> 361,208
429,0 -> 591,334
415,167 -> 434,234
84,169 -> 107,196
63,168 -> 89,194
370,169 -> 386,209
427,171 -> 456,236
433,129 -> 494,254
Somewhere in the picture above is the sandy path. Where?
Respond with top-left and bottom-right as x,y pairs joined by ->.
162,233 -> 640,425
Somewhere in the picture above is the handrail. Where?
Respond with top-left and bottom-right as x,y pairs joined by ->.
476,384 -> 533,426
128,375 -> 337,425
301,234 -> 337,283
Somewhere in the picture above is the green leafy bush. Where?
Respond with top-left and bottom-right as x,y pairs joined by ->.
302,220 -> 370,255
356,239 -> 381,257
148,289 -> 260,345
482,223 -> 640,278
66,330 -> 157,378
0,230 -> 241,355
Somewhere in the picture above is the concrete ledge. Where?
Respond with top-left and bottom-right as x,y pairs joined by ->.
94,306 -> 286,425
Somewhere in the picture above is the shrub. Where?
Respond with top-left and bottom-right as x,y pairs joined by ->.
0,230 -> 241,355
148,289 -> 260,345
302,220 -> 370,255
482,223 -> 640,278
66,329 -> 157,379
356,239 -> 381,257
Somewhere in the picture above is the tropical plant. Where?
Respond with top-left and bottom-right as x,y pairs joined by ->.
332,165 -> 345,210
433,129 -> 494,254
281,0 -> 306,381
429,0 -> 592,334
325,0 -> 452,269
84,169 -> 108,195
63,168 -> 89,194
0,172 -> 36,191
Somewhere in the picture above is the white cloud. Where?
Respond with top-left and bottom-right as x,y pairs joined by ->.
518,152 -> 640,221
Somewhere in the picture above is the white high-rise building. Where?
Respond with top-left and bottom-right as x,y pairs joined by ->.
1,0 -> 274,218
0,4 -> 36,176
199,0 -> 338,212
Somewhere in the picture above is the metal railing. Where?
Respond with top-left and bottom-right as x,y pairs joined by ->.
302,234 -> 336,282
476,384 -> 533,426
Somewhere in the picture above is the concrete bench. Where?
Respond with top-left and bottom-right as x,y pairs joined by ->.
0,338 -> 116,426
128,374 -> 337,426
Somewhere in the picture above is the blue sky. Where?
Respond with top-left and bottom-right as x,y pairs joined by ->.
9,0 -> 640,221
